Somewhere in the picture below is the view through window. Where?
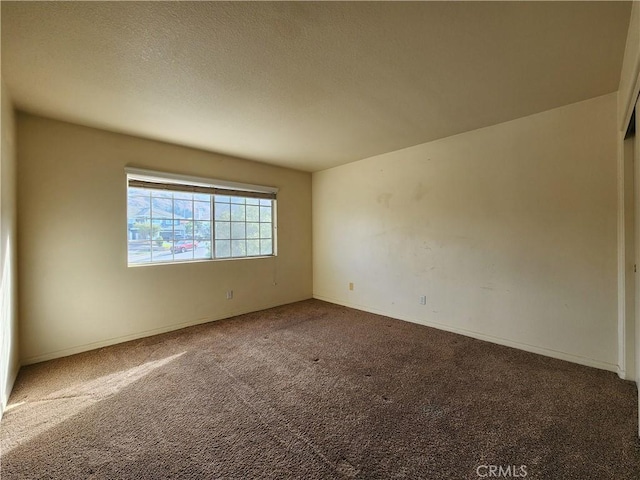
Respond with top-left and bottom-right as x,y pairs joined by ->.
127,174 -> 276,265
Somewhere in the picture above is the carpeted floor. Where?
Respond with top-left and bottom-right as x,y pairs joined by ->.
1,299 -> 639,479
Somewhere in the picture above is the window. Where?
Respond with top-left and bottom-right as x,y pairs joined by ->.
126,169 -> 277,265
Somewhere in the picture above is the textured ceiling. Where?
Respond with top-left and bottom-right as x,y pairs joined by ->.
1,1 -> 632,172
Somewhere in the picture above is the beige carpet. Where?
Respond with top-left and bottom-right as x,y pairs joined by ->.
1,299 -> 639,479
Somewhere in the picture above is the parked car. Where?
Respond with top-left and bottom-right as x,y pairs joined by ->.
171,240 -> 198,253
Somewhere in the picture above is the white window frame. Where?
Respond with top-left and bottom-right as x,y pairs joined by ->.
125,168 -> 278,266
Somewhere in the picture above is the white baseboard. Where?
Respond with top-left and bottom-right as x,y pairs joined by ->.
21,296 -> 312,366
313,294 -> 618,373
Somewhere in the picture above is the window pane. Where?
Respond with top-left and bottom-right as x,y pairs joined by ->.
215,222 -> 230,240
231,204 -> 245,221
158,225 -> 172,242
128,193 -> 151,244
214,203 -> 230,221
231,240 -> 246,257
135,214 -> 152,224
194,193 -> 209,201
246,197 -> 259,206
128,194 -> 150,215
168,240 -> 177,257
130,221 -> 151,241
129,212 -> 151,227
231,222 -> 245,240
177,222 -> 187,240
215,195 -> 231,203
230,197 -> 245,204
151,236 -> 172,263
130,221 -> 151,243
194,221 -> 211,241
195,240 -> 210,259
246,222 -> 259,239
128,187 -> 148,196
175,220 -> 189,240
260,239 -> 273,255
260,223 -> 272,239
247,240 -> 260,256
246,205 -> 259,222
172,239 -> 196,260
260,206 -> 272,222
215,240 -> 231,258
151,219 -> 163,238
128,241 -> 152,264
194,201 -> 211,220
259,199 -> 271,206
174,199 -> 193,220
174,191 -> 193,201
152,197 -> 173,219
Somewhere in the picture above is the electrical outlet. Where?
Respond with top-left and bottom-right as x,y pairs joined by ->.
420,295 -> 427,305
226,290 -> 233,300
349,282 -> 354,291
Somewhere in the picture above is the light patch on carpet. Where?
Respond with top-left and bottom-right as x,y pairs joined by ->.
1,351 -> 185,454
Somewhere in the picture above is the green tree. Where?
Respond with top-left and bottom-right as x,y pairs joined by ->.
133,222 -> 160,240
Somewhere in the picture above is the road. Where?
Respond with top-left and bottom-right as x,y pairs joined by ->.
128,243 -> 210,264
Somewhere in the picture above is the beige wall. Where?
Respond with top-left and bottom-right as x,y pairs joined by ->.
313,93 -> 619,371
618,1 -> 639,130
17,114 -> 312,364
0,80 -> 19,416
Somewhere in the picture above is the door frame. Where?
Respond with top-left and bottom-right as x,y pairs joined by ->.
616,30 -> 640,435
618,104 -> 640,381
618,128 -> 636,381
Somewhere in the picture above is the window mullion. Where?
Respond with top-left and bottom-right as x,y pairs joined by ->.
171,194 -> 175,262
149,191 -> 154,263
214,195 -> 217,260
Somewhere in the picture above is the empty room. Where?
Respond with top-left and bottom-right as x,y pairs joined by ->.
1,1 -> 640,479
